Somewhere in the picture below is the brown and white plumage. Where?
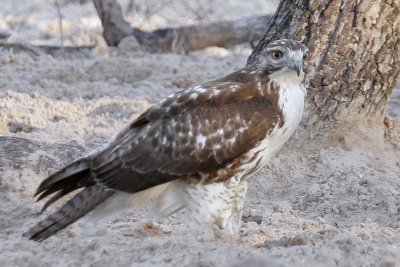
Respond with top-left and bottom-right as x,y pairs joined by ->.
24,39 -> 308,241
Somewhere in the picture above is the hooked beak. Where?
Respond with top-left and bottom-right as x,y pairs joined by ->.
290,57 -> 302,76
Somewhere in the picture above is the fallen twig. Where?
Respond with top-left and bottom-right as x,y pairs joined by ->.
0,42 -> 44,56
93,0 -> 271,53
0,41 -> 95,55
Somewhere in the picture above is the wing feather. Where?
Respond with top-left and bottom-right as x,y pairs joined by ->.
90,69 -> 282,193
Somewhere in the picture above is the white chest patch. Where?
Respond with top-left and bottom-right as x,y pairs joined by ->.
242,69 -> 306,177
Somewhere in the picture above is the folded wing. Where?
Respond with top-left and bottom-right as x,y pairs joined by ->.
91,78 -> 282,192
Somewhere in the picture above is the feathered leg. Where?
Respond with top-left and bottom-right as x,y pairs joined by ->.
185,175 -> 246,234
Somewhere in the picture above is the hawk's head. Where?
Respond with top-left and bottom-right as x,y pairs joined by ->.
255,39 -> 308,78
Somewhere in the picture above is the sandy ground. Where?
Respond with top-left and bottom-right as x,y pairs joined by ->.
1,1 -> 400,266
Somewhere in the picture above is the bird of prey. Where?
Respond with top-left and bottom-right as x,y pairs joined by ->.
24,39 -> 308,241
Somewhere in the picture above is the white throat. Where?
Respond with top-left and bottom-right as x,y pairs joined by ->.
270,67 -> 305,111
270,67 -> 306,144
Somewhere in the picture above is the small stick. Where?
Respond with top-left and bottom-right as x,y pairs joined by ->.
55,0 -> 64,49
0,41 -> 95,55
0,41 -> 44,56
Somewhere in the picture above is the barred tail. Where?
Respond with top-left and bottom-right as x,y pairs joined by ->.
24,186 -> 114,242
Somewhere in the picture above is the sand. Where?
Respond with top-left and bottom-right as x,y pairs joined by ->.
0,0 -> 399,266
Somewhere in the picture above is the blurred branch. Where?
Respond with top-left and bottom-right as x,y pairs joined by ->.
0,42 -> 44,56
93,0 -> 271,53
0,41 -> 95,56
125,0 -> 136,16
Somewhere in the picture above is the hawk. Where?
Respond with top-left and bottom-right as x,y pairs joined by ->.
24,39 -> 308,241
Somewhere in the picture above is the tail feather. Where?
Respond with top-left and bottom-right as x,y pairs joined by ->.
36,170 -> 88,201
24,186 -> 114,241
40,188 -> 73,213
24,157 -> 111,241
34,158 -> 91,197
34,158 -> 94,213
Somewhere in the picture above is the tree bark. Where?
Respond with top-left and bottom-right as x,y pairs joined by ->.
248,0 -> 399,131
93,0 -> 270,53
93,0 -> 133,47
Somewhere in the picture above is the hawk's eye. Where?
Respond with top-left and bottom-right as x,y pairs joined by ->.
271,51 -> 283,60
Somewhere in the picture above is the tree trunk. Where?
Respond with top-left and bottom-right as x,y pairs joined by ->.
248,0 -> 399,133
93,0 -> 133,47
